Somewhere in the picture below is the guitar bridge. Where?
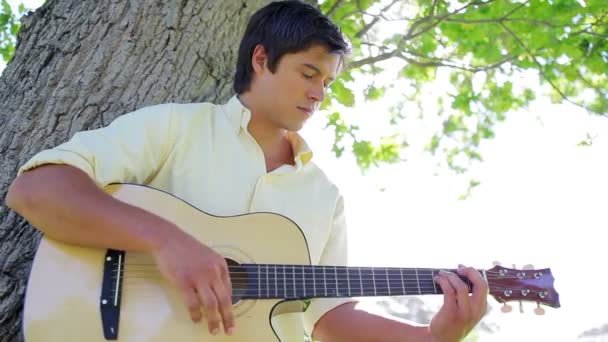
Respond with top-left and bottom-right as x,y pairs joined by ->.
100,249 -> 125,340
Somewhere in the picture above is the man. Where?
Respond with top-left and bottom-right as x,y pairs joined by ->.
6,1 -> 487,341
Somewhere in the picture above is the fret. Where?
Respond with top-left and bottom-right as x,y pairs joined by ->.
292,265 -> 296,298
300,265 -> 306,298
399,268 -> 405,295
334,266 -> 339,296
268,264 -> 276,298
387,268 -> 403,296
313,266 -> 325,297
374,268 -> 389,296
358,267 -> 363,296
336,266 -> 349,297
265,264 -> 269,298
327,266 -> 337,296
371,268 -> 377,295
346,268 -> 351,296
323,266 -> 327,297
415,269 -> 438,295
385,268 -> 391,296
293,265 -> 304,298
312,265 -> 317,297
285,265 -> 293,298
276,265 -> 285,298
359,268 -> 374,296
257,264 -> 261,298
415,268 -> 421,295
274,264 -> 277,298
347,267 -> 362,296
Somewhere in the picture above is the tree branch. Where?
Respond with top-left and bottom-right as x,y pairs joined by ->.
401,0 -> 497,44
500,21 -> 607,117
355,0 -> 401,39
398,52 -> 518,73
347,50 -> 399,70
347,0 -> 497,70
325,0 -> 344,18
428,0 -> 439,17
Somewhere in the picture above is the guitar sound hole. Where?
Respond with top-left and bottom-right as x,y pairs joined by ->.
227,258 -> 248,304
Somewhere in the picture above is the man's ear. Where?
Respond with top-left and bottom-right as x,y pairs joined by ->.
251,44 -> 268,75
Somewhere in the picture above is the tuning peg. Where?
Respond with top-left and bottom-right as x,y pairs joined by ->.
500,303 -> 512,313
519,300 -> 524,313
492,261 -> 501,266
534,303 -> 545,316
523,264 -> 534,270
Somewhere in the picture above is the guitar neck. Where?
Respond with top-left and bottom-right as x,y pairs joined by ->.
235,264 -> 476,300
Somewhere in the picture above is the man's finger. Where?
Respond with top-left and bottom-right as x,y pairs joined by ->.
197,286 -> 221,335
435,272 -> 457,311
179,283 -> 202,322
457,266 -> 488,317
440,270 -> 471,317
212,281 -> 235,336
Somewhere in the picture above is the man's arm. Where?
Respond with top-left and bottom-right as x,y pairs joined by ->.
7,164 -> 236,336
312,266 -> 488,342
312,301 -> 431,342
7,164 -> 175,252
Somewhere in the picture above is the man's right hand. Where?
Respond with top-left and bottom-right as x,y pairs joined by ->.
152,228 -> 234,336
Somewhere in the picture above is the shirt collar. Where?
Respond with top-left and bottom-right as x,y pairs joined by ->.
222,95 -> 314,168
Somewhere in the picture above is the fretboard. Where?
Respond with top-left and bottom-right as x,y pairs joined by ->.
235,264 -> 474,300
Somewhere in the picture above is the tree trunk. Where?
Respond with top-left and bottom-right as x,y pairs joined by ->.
0,0 -> 319,340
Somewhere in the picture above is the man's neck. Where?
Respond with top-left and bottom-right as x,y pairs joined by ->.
237,93 -> 295,172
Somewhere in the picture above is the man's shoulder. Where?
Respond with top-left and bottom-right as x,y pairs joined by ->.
131,101 -> 225,128
131,100 -> 222,117
305,161 -> 342,199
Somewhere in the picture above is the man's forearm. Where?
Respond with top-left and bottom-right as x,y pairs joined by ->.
6,164 -> 175,252
313,302 -> 431,342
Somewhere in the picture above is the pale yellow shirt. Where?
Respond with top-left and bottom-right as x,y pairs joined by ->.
18,95 -> 354,341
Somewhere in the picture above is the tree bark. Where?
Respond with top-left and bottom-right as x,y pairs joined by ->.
0,0 -> 323,340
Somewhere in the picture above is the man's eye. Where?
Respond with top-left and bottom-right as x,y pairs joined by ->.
302,74 -> 313,79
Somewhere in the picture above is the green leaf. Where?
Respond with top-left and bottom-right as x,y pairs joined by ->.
1,0 -> 12,16
364,85 -> 384,101
10,22 -> 19,36
319,0 -> 607,182
329,80 -> 355,107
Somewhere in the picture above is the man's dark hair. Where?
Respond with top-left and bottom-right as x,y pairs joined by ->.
233,0 -> 350,94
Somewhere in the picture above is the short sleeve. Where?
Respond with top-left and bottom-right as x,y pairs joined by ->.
302,195 -> 357,340
18,103 -> 176,187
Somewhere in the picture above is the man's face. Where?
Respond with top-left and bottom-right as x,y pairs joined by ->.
254,44 -> 341,131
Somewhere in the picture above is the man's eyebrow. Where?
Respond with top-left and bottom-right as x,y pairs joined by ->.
302,63 -> 335,82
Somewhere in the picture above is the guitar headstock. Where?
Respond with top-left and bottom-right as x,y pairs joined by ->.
485,262 -> 560,315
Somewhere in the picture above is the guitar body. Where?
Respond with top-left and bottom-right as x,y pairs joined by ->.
23,184 -> 311,342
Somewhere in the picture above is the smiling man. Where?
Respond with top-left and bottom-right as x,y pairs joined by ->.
7,1 -> 487,341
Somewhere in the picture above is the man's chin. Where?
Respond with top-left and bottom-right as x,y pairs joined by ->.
284,124 -> 302,132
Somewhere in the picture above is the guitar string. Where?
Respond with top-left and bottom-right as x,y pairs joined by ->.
117,285 -> 535,297
119,263 -> 526,273
116,287 -> 549,300
117,278 -> 539,293
112,265 -> 525,275
113,270 -> 531,281
111,265 -> 533,279
117,274 -> 536,282
117,281 -> 535,292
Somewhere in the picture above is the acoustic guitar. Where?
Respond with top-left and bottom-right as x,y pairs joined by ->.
23,183 -> 560,341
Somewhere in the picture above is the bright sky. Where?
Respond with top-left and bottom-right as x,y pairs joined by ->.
303,90 -> 608,341
4,1 -> 607,341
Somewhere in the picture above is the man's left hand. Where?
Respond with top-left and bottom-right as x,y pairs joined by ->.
429,265 -> 489,342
